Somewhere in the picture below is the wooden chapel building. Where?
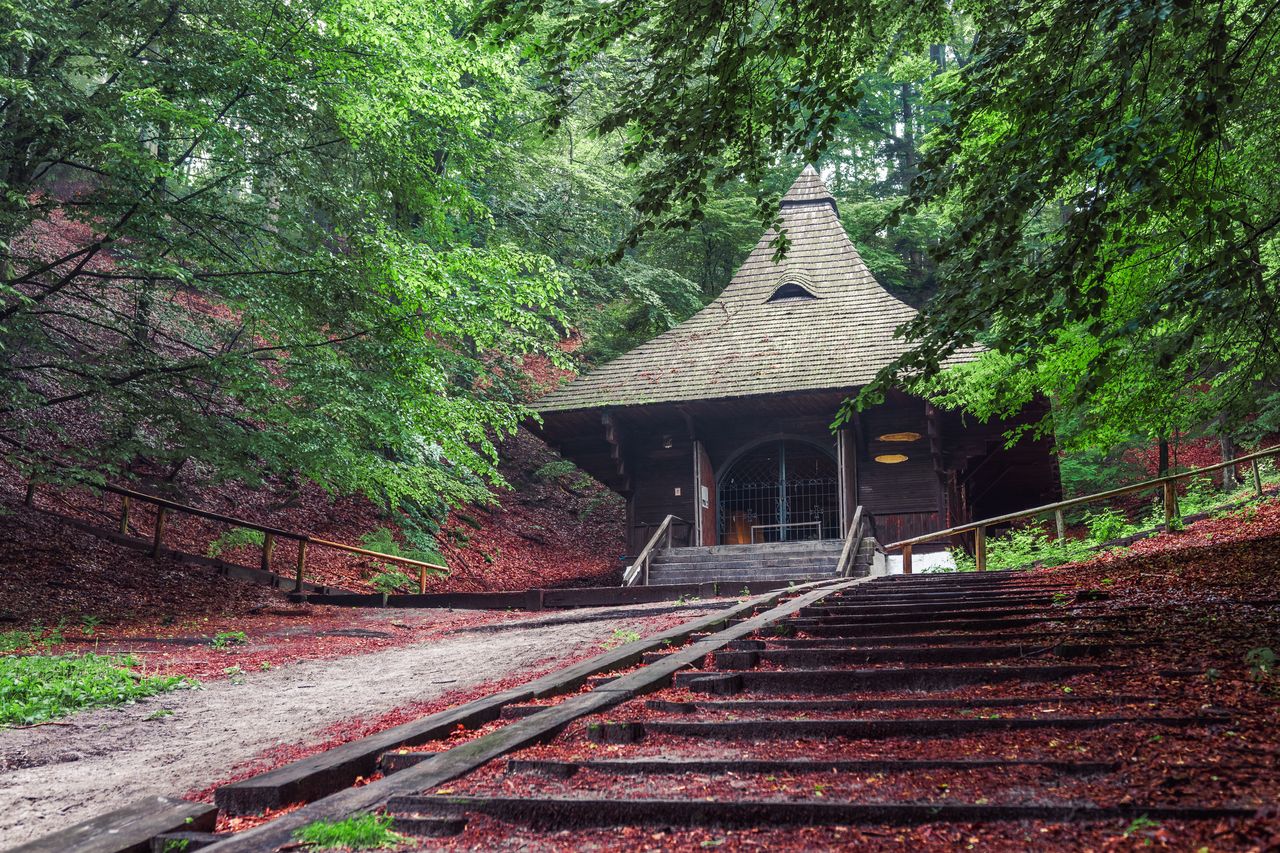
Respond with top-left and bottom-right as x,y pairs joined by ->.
533,167 -> 1060,556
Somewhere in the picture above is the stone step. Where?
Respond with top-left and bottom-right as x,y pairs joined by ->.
650,555 -> 839,568
653,551 -> 842,566
648,570 -> 837,584
664,542 -> 845,557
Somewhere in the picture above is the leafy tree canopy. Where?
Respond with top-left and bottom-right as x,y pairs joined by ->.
0,0 -> 565,514
481,0 -> 1280,451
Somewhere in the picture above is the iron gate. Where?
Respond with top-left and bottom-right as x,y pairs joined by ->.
717,440 -> 840,543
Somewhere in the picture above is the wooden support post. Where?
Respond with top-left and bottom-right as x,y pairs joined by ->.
24,483 -> 34,506
152,507 -> 168,557
295,540 -> 308,594
975,526 -> 987,572
418,564 -> 427,595
260,532 -> 275,573
664,524 -> 673,550
1253,458 -> 1264,498
120,495 -> 130,535
1163,480 -> 1177,529
1054,509 -> 1066,541
902,544 -> 912,575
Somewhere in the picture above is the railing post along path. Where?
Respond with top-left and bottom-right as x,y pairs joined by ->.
882,443 -> 1280,564
834,506 -> 867,578
295,540 -> 308,594
152,507 -> 167,557
622,515 -> 685,587
27,473 -> 449,596
261,533 -> 276,573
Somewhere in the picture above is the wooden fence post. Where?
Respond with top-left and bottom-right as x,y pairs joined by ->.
1253,458 -> 1264,498
1054,509 -> 1066,541
120,495 -> 130,535
152,507 -> 168,556
294,540 -> 308,594
1163,480 -> 1177,529
975,526 -> 987,572
260,533 -> 275,573
902,544 -> 912,575
418,564 -> 427,595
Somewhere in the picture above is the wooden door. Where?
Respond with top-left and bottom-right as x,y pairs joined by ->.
694,441 -> 716,545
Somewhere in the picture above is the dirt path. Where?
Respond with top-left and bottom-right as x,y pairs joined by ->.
0,603 -> 716,847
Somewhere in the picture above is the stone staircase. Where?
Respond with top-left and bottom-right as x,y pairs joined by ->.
646,539 -> 876,586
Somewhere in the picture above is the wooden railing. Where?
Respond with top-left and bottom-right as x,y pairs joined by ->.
24,479 -> 448,594
835,506 -> 873,578
622,514 -> 689,587
885,445 -> 1280,573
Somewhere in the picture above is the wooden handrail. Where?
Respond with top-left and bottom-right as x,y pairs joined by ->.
834,505 -> 865,578
95,482 -> 307,540
886,443 -> 1279,573
622,514 -> 688,587
31,477 -> 448,594
308,537 -> 448,573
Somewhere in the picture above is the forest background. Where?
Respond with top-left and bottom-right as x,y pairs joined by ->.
3,0 -> 1276,552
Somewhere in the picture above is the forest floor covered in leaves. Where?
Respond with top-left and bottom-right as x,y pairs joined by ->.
0,430 -> 626,629
392,504 -> 1280,852
0,599 -> 723,848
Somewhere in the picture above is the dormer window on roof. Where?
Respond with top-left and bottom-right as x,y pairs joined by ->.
767,274 -> 818,303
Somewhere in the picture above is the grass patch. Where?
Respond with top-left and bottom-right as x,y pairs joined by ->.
291,814 -> 406,850
210,630 -> 249,649
206,527 -> 265,558
0,653 -> 193,726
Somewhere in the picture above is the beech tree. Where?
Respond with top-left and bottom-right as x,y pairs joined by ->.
0,0 -> 565,513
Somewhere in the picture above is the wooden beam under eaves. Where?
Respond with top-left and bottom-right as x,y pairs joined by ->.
601,412 -> 632,493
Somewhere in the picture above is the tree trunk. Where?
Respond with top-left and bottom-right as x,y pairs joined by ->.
899,82 -> 916,190
1219,421 -> 1238,490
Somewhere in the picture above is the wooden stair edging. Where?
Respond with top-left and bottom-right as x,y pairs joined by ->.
386,795 -> 1259,831
196,578 -> 867,852
4,796 -> 217,853
212,578 -> 847,817
293,579 -> 804,611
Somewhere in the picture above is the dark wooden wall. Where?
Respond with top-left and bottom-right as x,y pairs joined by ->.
538,391 -> 1060,557
857,398 -> 941,544
623,414 -> 697,554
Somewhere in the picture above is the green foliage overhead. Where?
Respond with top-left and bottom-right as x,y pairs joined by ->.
0,0 -> 565,512
483,0 -> 1280,459
479,0 -> 952,258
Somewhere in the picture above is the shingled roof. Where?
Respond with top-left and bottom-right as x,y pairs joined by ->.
536,166 -> 956,413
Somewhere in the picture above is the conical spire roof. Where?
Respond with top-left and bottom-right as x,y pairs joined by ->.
780,164 -> 837,208
536,167 -> 963,412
